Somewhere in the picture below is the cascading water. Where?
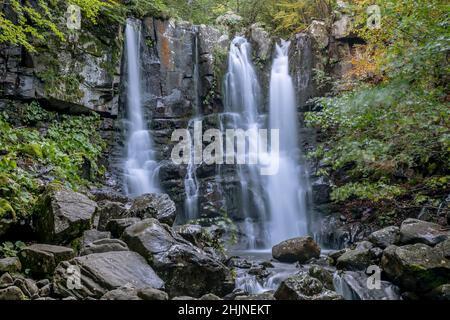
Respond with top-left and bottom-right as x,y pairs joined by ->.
184,26 -> 201,221
123,19 -> 160,197
222,37 -> 269,248
266,40 -> 309,245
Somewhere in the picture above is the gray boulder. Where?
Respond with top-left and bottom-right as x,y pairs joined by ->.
336,248 -> 374,271
19,244 -> 75,276
274,272 -> 342,300
381,243 -> 450,293
272,237 -> 321,263
122,218 -> 233,297
368,226 -> 400,249
0,286 -> 25,300
81,229 -> 111,248
79,238 -> 129,256
97,201 -> 127,231
128,193 -> 176,226
53,251 -> 164,299
34,186 -> 97,243
106,217 -> 141,238
399,219 -> 449,246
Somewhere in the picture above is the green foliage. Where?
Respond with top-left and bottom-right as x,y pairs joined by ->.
0,102 -> 106,218
305,0 -> 450,207
0,241 -> 26,258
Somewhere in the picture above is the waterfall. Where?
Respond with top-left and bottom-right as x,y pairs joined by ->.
184,26 -> 201,221
123,19 -> 160,197
266,40 -> 309,245
222,37 -> 269,249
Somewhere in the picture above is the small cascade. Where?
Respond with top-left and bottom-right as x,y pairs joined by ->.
266,40 -> 310,245
183,26 -> 202,221
123,19 -> 160,197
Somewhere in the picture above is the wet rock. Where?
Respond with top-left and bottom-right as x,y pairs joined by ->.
34,186 -> 97,244
381,244 -> 450,293
106,217 -> 141,238
137,287 -> 169,300
81,229 -> 111,247
399,219 -> 449,246
425,284 -> 450,300
13,277 -> 39,298
38,284 -> 52,297
35,279 -> 50,288
368,226 -> 400,249
89,189 -> 129,204
0,257 -> 21,273
122,218 -> 233,297
97,201 -> 127,231
333,271 -> 401,300
274,272 -> 342,300
272,237 -> 321,263
199,293 -> 222,300
101,286 -> 141,300
336,248 -> 374,271
227,257 -> 253,269
308,265 -> 334,290
53,251 -> 164,299
0,286 -> 25,300
0,273 -> 14,286
235,292 -> 276,300
128,193 -> 176,226
19,244 -> 75,276
79,238 -> 129,255
174,224 -> 210,248
250,24 -> 272,61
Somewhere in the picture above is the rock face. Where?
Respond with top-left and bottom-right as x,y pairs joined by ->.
399,219 -> 449,246
381,244 -> 450,293
34,186 -> 97,244
128,193 -> 176,225
122,218 -> 232,297
19,244 -> 75,276
53,251 -> 164,299
274,272 -> 342,300
272,237 -> 321,263
368,226 -> 400,249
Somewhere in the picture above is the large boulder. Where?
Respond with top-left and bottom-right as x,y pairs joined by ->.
128,193 -> 176,226
19,244 -> 75,276
381,243 -> 450,293
96,201 -> 127,231
106,217 -> 141,238
274,272 -> 342,300
399,219 -> 449,246
336,248 -> 374,271
122,219 -> 233,297
34,186 -> 97,244
79,238 -> 129,256
272,237 -> 321,263
53,251 -> 164,299
368,226 -> 400,249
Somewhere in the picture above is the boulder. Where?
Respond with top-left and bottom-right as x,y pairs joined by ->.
101,286 -> 142,300
235,292 -> 276,300
381,244 -> 450,293
272,237 -> 321,263
19,244 -> 75,276
137,287 -> 169,300
0,273 -> 14,286
53,251 -> 165,299
34,186 -> 97,244
106,217 -> 141,238
81,229 -> 111,248
97,201 -> 127,231
0,257 -> 21,273
399,219 -> 449,246
128,193 -> 176,226
122,218 -> 233,297
274,272 -> 342,300
368,226 -> 400,249
309,20 -> 329,49
174,224 -> 213,249
336,249 -> 374,271
308,265 -> 334,290
250,24 -> 272,61
425,284 -> 450,300
0,286 -> 25,300
79,238 -> 129,256
13,277 -> 39,298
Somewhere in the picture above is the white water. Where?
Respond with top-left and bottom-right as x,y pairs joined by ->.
184,27 -> 201,221
123,19 -> 160,197
266,40 -> 309,245
222,37 -> 269,248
